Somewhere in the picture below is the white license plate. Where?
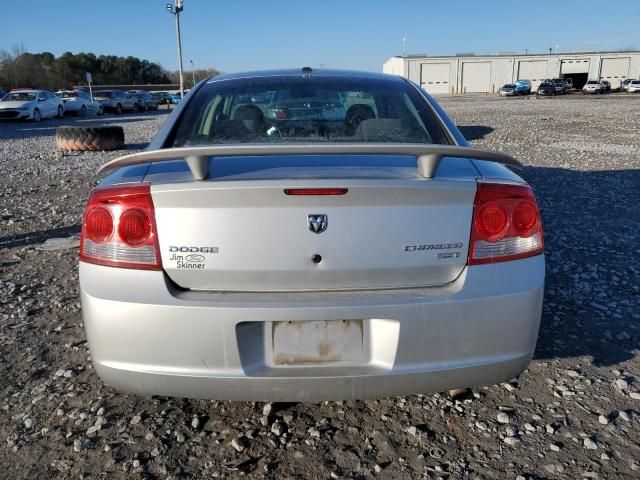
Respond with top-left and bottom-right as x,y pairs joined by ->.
272,320 -> 363,365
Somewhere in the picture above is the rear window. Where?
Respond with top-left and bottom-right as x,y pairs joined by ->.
171,76 -> 449,146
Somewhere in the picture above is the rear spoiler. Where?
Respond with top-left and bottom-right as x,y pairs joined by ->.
97,144 -> 522,181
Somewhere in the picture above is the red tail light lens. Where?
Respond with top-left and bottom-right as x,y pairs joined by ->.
85,207 -> 113,243
475,203 -> 508,241
80,184 -> 161,270
284,188 -> 348,196
468,182 -> 543,265
119,209 -> 152,246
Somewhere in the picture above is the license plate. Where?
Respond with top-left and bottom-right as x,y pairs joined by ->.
272,320 -> 363,365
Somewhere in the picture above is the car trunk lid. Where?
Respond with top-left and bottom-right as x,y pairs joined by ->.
148,155 -> 476,292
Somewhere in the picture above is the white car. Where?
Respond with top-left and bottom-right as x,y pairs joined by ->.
55,89 -> 103,116
0,89 -> 64,121
582,80 -> 604,94
628,80 -> 640,93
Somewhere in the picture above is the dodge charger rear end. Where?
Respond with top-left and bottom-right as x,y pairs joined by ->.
79,69 -> 544,401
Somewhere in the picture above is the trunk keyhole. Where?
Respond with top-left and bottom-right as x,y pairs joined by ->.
311,254 -> 322,264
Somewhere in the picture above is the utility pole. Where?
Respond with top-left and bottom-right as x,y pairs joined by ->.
190,59 -> 196,87
166,1 -> 185,99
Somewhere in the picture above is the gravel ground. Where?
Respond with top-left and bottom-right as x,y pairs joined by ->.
1,95 -> 639,479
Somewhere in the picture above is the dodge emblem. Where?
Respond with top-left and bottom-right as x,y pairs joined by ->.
308,214 -> 328,234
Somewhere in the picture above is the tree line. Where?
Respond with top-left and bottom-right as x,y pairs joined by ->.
0,46 -> 219,91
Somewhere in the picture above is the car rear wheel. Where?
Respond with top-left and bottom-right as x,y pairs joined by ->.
57,106 -> 64,118
115,103 -> 123,115
32,108 -> 41,122
56,125 -> 125,151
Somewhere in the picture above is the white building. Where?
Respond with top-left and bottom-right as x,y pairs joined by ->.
383,51 -> 640,94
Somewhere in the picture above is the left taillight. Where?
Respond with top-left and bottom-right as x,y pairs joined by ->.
80,184 -> 161,270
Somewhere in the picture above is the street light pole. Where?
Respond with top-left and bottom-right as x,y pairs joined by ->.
166,0 -> 185,99
190,59 -> 196,87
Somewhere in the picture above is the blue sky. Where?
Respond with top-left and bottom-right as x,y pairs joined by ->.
1,1 -> 638,73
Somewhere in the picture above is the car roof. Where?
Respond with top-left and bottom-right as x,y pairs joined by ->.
206,68 -> 404,84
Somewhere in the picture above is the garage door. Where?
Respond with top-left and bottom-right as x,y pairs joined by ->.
517,60 -> 547,90
462,62 -> 491,93
600,57 -> 630,88
420,63 -> 450,94
560,59 -> 590,74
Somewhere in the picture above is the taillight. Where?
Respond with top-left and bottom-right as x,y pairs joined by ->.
80,184 -> 161,270
468,182 -> 543,265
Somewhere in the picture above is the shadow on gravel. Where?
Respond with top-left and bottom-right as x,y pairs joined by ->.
458,125 -> 494,140
520,165 -> 640,367
0,224 -> 81,249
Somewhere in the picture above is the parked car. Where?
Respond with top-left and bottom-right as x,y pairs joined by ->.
628,80 -> 640,93
55,89 -> 103,116
94,90 -> 137,114
79,68 -> 545,401
499,84 -> 517,96
600,80 -> 611,93
0,89 -> 64,121
265,88 -> 346,122
551,79 -> 568,94
127,90 -> 160,111
621,79 -> 633,91
152,91 -> 173,106
563,78 -> 573,90
582,80 -> 604,94
536,82 -> 556,96
514,79 -> 531,95
170,93 -> 182,104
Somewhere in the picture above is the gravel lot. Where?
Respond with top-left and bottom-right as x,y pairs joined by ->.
1,95 -> 639,479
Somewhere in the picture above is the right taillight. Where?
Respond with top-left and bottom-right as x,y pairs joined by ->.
80,184 -> 161,270
468,182 -> 544,265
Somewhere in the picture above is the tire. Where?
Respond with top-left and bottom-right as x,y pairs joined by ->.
33,108 -> 41,122
56,125 -> 125,151
115,103 -> 123,115
57,106 -> 64,118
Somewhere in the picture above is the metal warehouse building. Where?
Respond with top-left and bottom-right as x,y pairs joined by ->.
383,51 -> 640,94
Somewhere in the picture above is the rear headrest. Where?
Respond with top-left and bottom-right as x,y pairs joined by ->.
344,104 -> 376,136
232,104 -> 265,123
211,120 -> 258,141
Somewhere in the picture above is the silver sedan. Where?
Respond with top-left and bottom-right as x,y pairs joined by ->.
79,68 -> 544,401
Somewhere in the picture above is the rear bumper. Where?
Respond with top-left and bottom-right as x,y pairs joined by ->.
80,256 -> 544,401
